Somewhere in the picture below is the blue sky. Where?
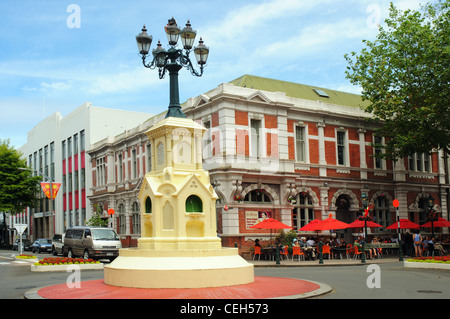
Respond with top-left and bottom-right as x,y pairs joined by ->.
0,0 -> 426,148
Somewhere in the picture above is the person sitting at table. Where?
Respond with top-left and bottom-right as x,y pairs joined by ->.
427,237 -> 434,256
434,238 -> 446,255
254,239 -> 261,248
306,237 -> 316,247
292,238 -> 300,247
369,237 -> 380,259
299,237 -> 307,248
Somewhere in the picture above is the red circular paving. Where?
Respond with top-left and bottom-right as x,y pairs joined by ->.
36,276 -> 326,299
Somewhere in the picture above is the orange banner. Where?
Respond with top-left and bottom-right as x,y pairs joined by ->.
40,182 -> 62,199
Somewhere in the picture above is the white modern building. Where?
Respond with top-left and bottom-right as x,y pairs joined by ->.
18,102 -> 153,239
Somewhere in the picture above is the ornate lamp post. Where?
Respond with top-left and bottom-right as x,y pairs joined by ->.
136,18 -> 209,118
427,195 -> 436,237
359,191 -> 370,264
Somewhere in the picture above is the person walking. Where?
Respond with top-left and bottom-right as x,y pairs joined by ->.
413,231 -> 423,257
404,231 -> 413,257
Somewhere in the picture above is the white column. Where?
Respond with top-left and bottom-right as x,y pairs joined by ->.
317,122 -> 327,176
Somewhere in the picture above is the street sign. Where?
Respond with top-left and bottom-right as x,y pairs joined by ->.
14,224 -> 27,234
393,199 -> 399,208
14,224 -> 28,256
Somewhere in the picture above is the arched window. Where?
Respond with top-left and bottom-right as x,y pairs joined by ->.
132,202 -> 140,234
293,193 -> 314,230
244,189 -> 272,203
118,203 -> 126,235
145,197 -> 152,214
186,195 -> 203,213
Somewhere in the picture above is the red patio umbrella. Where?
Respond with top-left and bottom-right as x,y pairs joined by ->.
251,218 -> 293,245
299,219 -> 323,232
386,219 -> 420,230
420,218 -> 450,228
315,215 -> 349,231
346,219 -> 383,229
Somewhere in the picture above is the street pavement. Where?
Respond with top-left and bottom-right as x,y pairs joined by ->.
0,249 -> 449,300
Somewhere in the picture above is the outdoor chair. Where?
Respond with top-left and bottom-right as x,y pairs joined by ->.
280,245 -> 289,260
345,244 -> 353,259
292,246 -> 305,261
321,245 -> 331,260
253,246 -> 262,260
352,245 -> 362,260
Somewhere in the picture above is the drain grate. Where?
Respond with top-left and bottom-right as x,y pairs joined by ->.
417,290 -> 442,294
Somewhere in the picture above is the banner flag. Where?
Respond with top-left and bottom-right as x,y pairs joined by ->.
40,182 -> 62,199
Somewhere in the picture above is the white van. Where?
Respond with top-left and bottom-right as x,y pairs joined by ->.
63,227 -> 122,261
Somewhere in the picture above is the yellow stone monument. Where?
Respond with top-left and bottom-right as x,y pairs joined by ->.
104,116 -> 254,288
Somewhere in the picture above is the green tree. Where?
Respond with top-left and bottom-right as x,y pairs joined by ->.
0,139 -> 41,214
344,1 -> 449,160
86,204 -> 108,227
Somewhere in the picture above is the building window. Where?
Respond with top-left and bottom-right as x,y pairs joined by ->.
118,154 -> 123,182
250,119 -> 261,158
80,130 -> 85,152
374,136 -> 383,169
62,141 -> 66,159
408,153 -> 431,172
132,149 -> 137,179
81,168 -> 85,189
337,131 -> 346,165
244,189 -> 271,203
146,143 -> 152,173
68,137 -> 72,157
118,204 -> 126,234
132,202 -> 140,234
373,196 -> 390,231
73,133 -> 78,154
293,193 -> 314,231
44,145 -> 49,177
96,157 -> 105,186
295,126 -> 306,162
186,195 -> 203,213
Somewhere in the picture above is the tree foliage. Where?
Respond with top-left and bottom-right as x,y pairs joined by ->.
0,139 -> 41,214
86,204 -> 108,227
345,1 -> 449,160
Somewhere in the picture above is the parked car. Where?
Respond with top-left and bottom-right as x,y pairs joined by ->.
32,238 -> 52,253
12,239 -> 32,251
51,234 -> 65,256
63,226 -> 122,261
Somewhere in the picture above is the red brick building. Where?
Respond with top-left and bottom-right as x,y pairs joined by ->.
88,75 -> 449,251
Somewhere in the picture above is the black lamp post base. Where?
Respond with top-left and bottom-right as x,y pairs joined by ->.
166,106 -> 187,118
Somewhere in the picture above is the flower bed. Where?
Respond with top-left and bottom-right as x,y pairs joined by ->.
34,257 -> 101,266
406,256 -> 450,264
16,254 -> 38,259
404,256 -> 450,270
14,254 -> 39,263
31,257 -> 104,272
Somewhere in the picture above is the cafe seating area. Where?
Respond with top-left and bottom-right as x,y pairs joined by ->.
248,236 -> 425,262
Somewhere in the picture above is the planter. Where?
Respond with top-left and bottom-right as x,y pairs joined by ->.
404,261 -> 450,270
14,256 -> 39,263
31,262 -> 104,272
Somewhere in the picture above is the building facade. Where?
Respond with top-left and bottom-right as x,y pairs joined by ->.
88,75 -> 449,251
18,103 -> 153,240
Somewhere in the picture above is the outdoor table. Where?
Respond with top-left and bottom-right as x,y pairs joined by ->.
362,243 -> 399,256
262,247 -> 276,260
331,247 -> 348,259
